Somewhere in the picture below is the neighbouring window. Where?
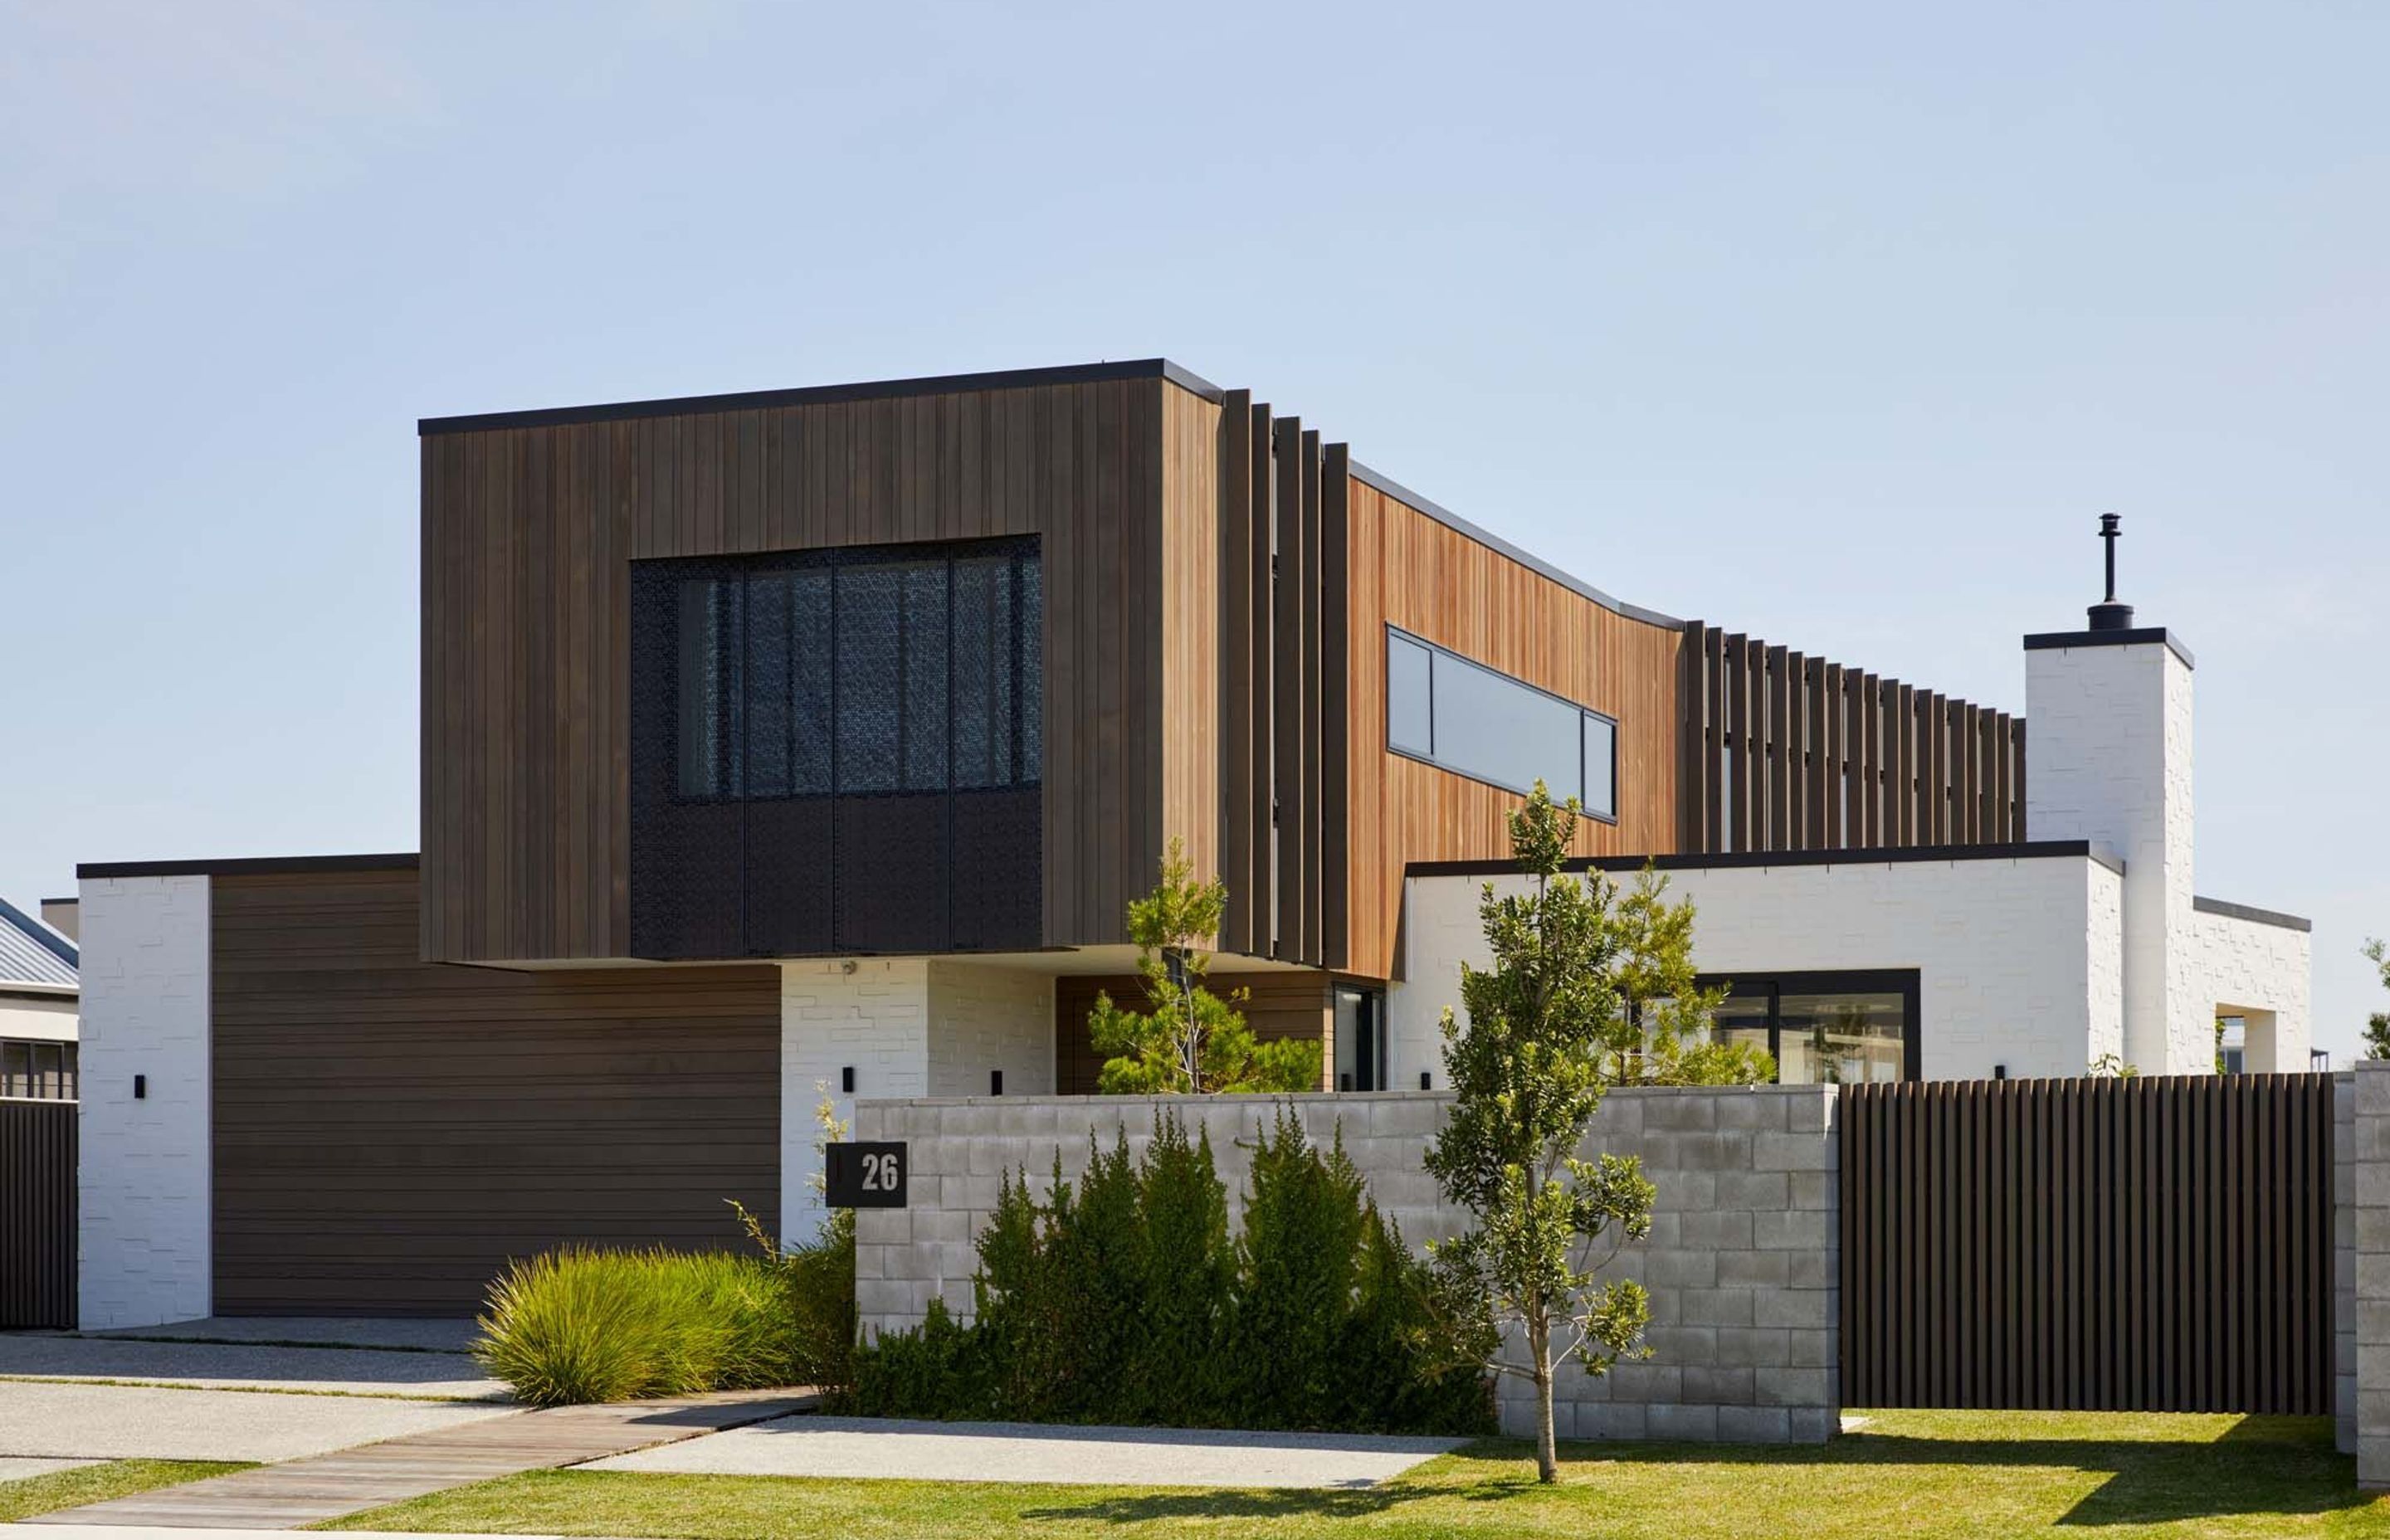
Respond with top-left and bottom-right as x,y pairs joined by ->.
1699,971 -> 1918,1084
1334,985 -> 1386,1092
0,1039 -> 77,1100
1383,626 -> 1618,820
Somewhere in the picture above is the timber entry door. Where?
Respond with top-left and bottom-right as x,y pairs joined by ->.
1839,1075 -> 2336,1413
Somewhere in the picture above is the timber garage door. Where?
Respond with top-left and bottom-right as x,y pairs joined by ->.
212,869 -> 779,1316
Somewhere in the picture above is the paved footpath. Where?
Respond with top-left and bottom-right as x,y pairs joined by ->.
588,1414 -> 1467,1489
25,1388 -> 812,1531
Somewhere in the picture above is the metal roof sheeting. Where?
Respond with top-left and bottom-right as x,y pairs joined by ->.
0,896 -> 76,990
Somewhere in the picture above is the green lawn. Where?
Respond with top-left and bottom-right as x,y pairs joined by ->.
319,1410 -> 2390,1538
0,1459 -> 251,1522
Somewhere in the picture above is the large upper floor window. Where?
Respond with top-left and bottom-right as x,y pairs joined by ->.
1385,626 -> 1617,820
629,536 -> 1043,959
672,542 -> 1041,803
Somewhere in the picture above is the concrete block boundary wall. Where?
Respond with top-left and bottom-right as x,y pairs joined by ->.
853,1085 -> 1840,1444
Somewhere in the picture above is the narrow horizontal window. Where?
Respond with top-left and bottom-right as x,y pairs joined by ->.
1384,625 -> 1618,820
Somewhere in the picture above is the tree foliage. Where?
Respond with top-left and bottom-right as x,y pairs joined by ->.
1599,865 -> 1773,1087
1422,782 -> 1658,1484
1088,838 -> 1321,1094
2365,938 -> 2390,1062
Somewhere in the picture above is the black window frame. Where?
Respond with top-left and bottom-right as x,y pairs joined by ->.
1383,624 -> 1619,823
0,1036 -> 77,1101
1696,967 -> 1921,1084
1333,983 -> 1387,1093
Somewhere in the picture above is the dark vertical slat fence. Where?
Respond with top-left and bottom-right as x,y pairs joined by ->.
1680,620 -> 2027,855
1,1099 -> 76,1328
1841,1075 -> 2334,1413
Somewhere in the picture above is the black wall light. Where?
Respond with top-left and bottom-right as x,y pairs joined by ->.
134,1074 -> 146,1099
990,1070 -> 1004,1097
1420,1072 -> 1432,1091
841,1066 -> 856,1094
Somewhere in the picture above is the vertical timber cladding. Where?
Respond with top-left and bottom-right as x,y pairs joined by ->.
0,1100 -> 75,1328
211,866 -> 780,1315
421,367 -> 1212,962
1677,621 -> 2025,856
1841,1076 -> 2336,1414
1339,477 -> 1685,982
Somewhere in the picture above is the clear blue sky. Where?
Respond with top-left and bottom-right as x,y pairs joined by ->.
2,2 -> 2382,1058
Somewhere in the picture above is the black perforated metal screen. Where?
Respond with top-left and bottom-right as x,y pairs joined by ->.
630,538 -> 1041,958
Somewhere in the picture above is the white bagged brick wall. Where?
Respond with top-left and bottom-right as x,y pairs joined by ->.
76,873 -> 213,1330
853,1084 -> 1840,1444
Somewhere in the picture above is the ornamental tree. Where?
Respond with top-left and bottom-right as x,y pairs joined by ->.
2364,938 -> 2390,1061
1088,839 -> 1321,1094
1601,864 -> 1773,1088
1423,782 -> 1656,1484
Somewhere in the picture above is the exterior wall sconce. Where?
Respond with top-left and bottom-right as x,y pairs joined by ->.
990,1070 -> 1003,1096
841,1066 -> 856,1094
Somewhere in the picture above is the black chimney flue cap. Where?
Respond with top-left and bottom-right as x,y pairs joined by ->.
2086,512 -> 2135,630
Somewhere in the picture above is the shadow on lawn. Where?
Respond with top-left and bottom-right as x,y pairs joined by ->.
1575,1414 -> 2363,1529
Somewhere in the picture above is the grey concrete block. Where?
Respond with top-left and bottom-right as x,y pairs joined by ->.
1786,1407 -> 1838,1444
1678,1132 -> 1757,1172
1681,1211 -> 1756,1249
1651,1170 -> 1719,1211
1754,1210 -> 1834,1250
1583,1402 -> 1650,1441
1683,1365 -> 1755,1406
1790,1172 -> 1837,1210
854,1244 -> 890,1279
1679,1289 -> 1758,1328
1716,1406 -> 1792,1444
1788,1250 -> 1838,1289
1646,1402 -> 1717,1440
1718,1250 -> 1791,1289
1756,1367 -> 1833,1407
1716,1172 -> 1789,1211
1718,1328 -> 1792,1368
1609,1362 -> 1682,1404
1787,1091 -> 1834,1134
1756,1288 -> 1830,1330
1715,1093 -> 1786,1132
1371,1096 -> 1443,1137
1754,1132 -> 1834,1172
1643,1248 -> 1719,1289
1594,1094 -> 1646,1138
1642,1093 -> 1718,1132
1643,1324 -> 1718,1366
1786,1328 -> 1835,1367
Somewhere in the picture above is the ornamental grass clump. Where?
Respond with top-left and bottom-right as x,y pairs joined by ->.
474,1245 -> 797,1407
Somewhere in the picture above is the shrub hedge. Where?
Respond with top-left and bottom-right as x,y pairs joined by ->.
844,1109 -> 1493,1435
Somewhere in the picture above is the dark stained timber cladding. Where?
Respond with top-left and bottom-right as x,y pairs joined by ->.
210,869 -> 779,1317
629,537 -> 1041,958
0,1100 -> 76,1328
1841,1075 -> 2334,1414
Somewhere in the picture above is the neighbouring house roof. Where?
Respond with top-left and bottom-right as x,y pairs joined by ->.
0,895 -> 76,992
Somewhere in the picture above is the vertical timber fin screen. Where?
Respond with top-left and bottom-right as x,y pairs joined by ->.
1841,1075 -> 2334,1413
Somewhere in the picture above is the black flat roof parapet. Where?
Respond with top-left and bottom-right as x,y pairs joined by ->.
417,358 -> 1225,436
76,853 -> 422,880
1407,839 -> 2124,880
2192,895 -> 2312,933
2022,627 -> 2195,669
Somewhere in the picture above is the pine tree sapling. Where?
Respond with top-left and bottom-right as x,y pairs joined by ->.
1088,837 -> 1322,1094
1424,781 -> 1657,1484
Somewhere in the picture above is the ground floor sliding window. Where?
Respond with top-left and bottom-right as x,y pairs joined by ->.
630,537 -> 1042,959
1701,969 -> 1919,1084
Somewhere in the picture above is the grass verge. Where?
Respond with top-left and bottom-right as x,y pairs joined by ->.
0,1459 -> 252,1521
316,1409 -> 2389,1538
0,1373 -> 499,1402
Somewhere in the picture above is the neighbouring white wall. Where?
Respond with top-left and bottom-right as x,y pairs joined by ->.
1393,854 -> 2120,1086
781,959 -> 932,1244
76,874 -> 212,1329
2027,641 -> 2202,1074
0,993 -> 77,1042
927,961 -> 1055,1099
2192,909 -> 2312,1074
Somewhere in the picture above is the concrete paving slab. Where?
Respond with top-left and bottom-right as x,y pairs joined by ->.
0,1460 -> 97,1484
583,1415 -> 1468,1489
0,1382 -> 515,1463
83,1318 -> 479,1354
0,1336 -> 504,1401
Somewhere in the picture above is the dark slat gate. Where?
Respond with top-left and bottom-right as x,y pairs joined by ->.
1841,1075 -> 2334,1413
1,1099 -> 77,1328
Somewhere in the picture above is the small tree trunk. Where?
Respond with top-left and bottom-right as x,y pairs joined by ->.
1531,1313 -> 1558,1484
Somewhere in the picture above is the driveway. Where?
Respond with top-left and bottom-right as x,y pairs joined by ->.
0,1381 -> 515,1463
0,1334 -> 503,1401
585,1415 -> 1468,1489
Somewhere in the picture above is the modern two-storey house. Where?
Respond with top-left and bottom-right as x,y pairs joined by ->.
75,359 -> 2309,1325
